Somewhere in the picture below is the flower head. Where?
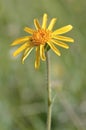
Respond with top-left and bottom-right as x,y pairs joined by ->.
11,13 -> 74,69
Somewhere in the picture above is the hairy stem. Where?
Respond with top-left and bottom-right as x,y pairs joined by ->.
46,52 -> 52,130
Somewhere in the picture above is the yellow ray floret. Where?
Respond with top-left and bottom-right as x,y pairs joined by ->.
40,45 -> 46,61
35,47 -> 40,69
42,13 -> 47,29
34,19 -> 41,30
11,13 -> 74,69
53,25 -> 73,35
13,42 -> 29,56
24,27 -> 34,34
22,47 -> 33,64
51,39 -> 69,49
53,35 -> 74,42
11,36 -> 31,46
48,18 -> 57,31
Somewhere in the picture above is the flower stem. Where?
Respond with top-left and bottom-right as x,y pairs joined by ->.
46,52 -> 52,130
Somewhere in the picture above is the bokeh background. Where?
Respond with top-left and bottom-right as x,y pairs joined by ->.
0,0 -> 86,130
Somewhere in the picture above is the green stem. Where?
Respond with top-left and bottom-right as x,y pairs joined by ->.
46,52 -> 52,130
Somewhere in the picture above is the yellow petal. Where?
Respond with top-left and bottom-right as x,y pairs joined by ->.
11,36 -> 31,46
40,45 -> 46,61
47,42 -> 61,56
24,27 -> 34,34
35,47 -> 40,69
34,19 -> 41,30
42,13 -> 47,29
13,42 -> 29,56
53,25 -> 73,35
53,35 -> 74,42
51,39 -> 69,49
22,47 -> 33,64
48,18 -> 57,31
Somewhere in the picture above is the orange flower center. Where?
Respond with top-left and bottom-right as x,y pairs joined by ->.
32,29 -> 52,46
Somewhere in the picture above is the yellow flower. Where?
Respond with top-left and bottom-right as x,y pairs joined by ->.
11,13 -> 74,69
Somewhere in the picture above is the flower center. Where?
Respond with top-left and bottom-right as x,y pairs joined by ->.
32,29 -> 52,46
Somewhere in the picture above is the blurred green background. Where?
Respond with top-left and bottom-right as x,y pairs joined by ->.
0,0 -> 86,130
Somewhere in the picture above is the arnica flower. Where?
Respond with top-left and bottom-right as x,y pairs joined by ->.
11,13 -> 74,69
